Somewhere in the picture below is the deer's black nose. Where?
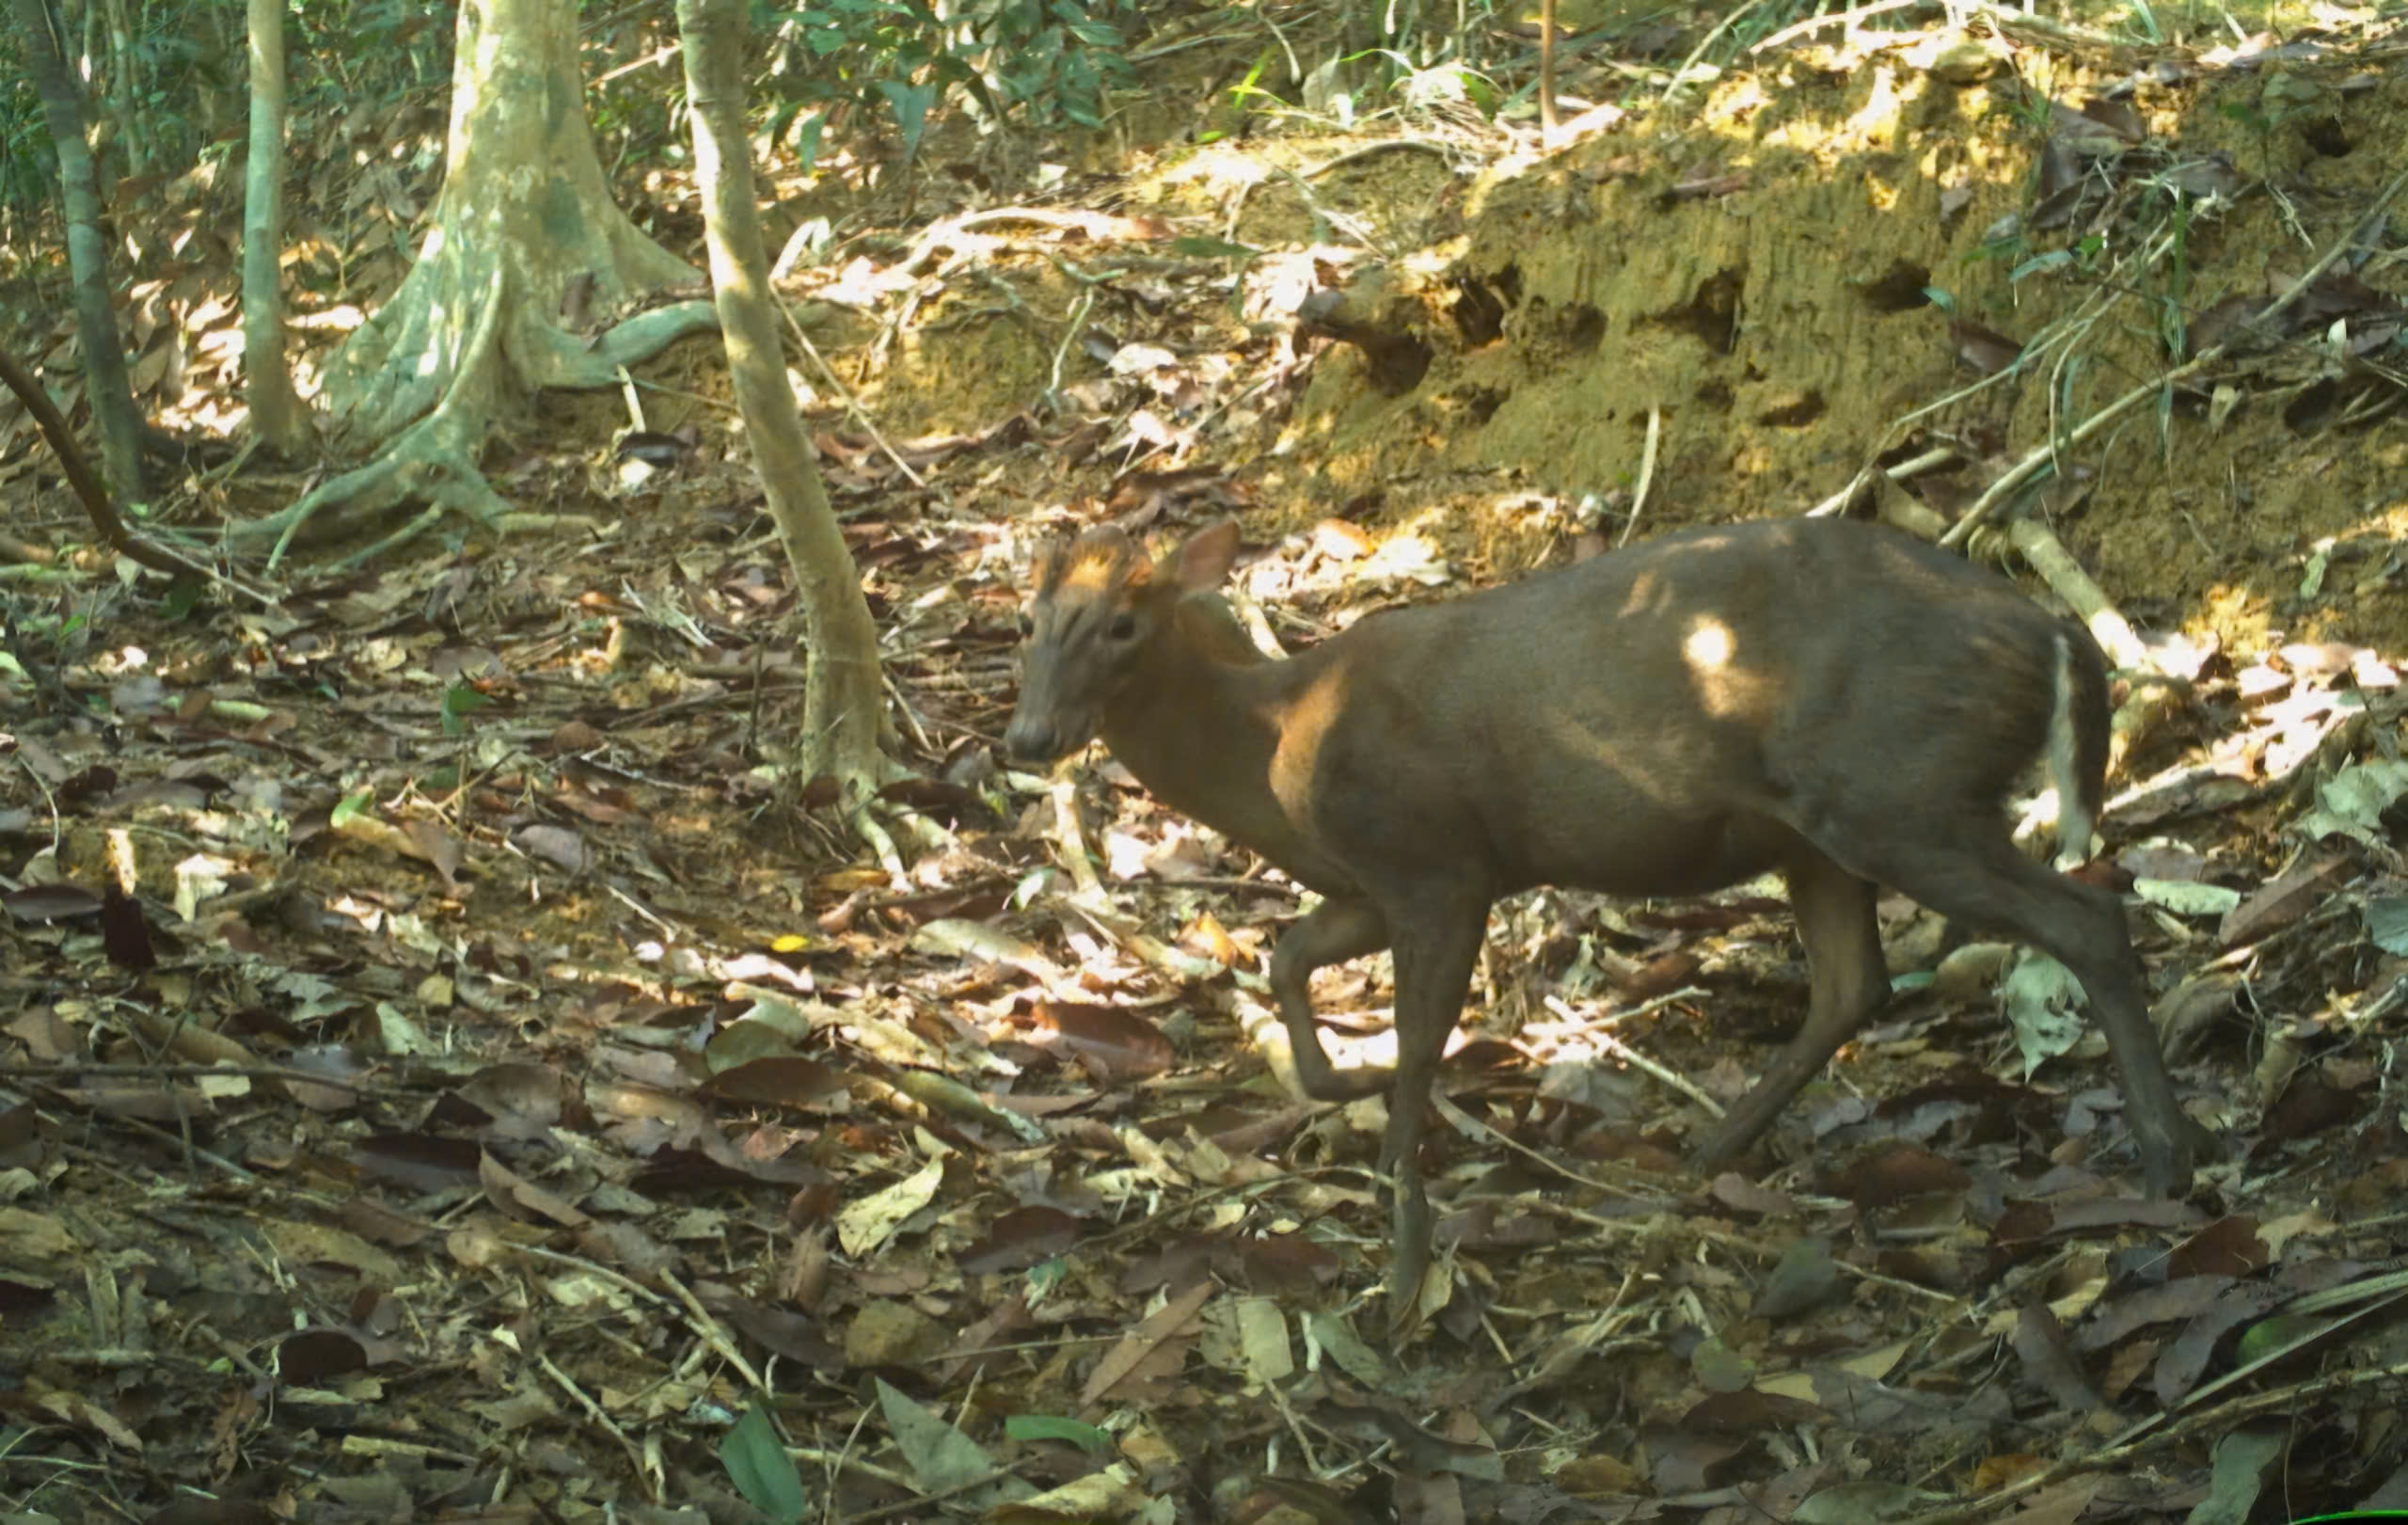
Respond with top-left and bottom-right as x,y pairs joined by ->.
1003,714 -> 1064,763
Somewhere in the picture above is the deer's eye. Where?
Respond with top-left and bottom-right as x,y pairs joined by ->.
1108,613 -> 1137,641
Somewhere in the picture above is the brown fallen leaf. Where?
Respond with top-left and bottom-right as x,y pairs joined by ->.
1080,1277 -> 1212,1406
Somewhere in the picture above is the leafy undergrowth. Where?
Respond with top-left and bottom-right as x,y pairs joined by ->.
8,483 -> 2408,1522
9,6 -> 2408,1525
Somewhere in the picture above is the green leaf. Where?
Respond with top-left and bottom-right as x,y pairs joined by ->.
2187,1424 -> 2283,1525
1172,234 -> 1259,260
1024,1256 -> 1069,1298
875,1377 -> 999,1490
1794,1481 -> 1949,1524
439,683 -> 491,737
1002,1413 -> 1113,1453
2365,895 -> 2408,956
2131,878 -> 2242,917
2234,1312 -> 2326,1365
330,791 -> 373,829
2010,249 -> 2074,281
159,576 -> 204,620
720,1404 -> 808,1524
875,79 -> 936,165
790,112 -> 826,173
2296,760 -> 2408,850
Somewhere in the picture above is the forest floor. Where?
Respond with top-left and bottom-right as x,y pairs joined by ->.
6,1 -> 2408,1521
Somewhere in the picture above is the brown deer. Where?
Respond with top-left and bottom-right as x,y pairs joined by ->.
1006,516 -> 2196,1325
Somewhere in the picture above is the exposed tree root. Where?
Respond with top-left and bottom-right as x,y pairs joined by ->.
228,0 -> 728,568
233,256 -> 707,567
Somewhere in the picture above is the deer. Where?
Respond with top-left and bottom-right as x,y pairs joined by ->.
1004,516 -> 2198,1326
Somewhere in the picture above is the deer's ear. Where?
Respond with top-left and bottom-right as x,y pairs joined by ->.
1166,520 -> 1242,593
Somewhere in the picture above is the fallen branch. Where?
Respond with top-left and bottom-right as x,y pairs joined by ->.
0,347 -> 275,606
1803,444 -> 1958,517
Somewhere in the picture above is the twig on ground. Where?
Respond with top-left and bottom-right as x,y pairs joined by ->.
1804,444 -> 1960,517
1544,993 -> 1722,1118
1620,406 -> 1661,548
537,1352 -> 654,1491
789,306 -> 939,496
1224,139 -> 1458,240
660,1268 -> 771,1395
1431,1088 -> 1669,1202
1663,0 -> 1772,104
1751,0 -> 1927,53
2003,517 -> 2147,671
1941,164 -> 2408,548
2004,516 -> 2184,768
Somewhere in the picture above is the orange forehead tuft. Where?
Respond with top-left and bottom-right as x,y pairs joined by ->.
1061,546 -> 1123,593
1037,526 -> 1150,597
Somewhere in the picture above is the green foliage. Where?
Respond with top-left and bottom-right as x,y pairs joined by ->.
974,0 -> 1132,128
298,0 -> 454,102
1002,1412 -> 1111,1452
5,607 -> 87,652
757,0 -> 1139,159
721,1403 -> 808,1525
2157,194 -> 2193,359
439,682 -> 492,737
0,40 -> 62,224
2008,232 -> 2104,283
0,0 -> 423,230
159,576 -> 204,620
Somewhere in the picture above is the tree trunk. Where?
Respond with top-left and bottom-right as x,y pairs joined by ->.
241,0 -> 307,453
313,0 -> 712,443
237,0 -> 718,560
101,0 -> 148,176
674,0 -> 886,801
8,0 -> 150,502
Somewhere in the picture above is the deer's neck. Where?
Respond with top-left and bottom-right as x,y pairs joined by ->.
1100,599 -> 1343,890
